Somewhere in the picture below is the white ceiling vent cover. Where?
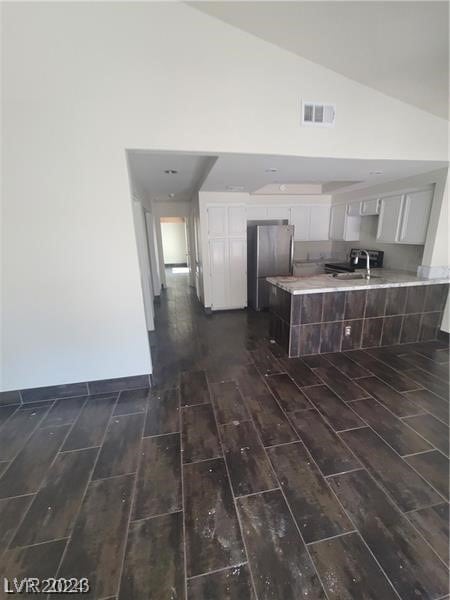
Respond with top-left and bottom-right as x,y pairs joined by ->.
302,101 -> 336,127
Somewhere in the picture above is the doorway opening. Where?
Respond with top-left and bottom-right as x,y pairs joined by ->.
160,216 -> 189,274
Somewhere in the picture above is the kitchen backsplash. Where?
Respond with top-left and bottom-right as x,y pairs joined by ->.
340,216 -> 424,272
294,217 -> 424,272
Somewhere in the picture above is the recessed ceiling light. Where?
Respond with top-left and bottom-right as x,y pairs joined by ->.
168,193 -> 175,198
265,168 -> 278,173
369,171 -> 383,175
279,184 -> 288,192
164,169 -> 178,174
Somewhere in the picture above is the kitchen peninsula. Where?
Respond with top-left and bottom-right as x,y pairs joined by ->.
267,270 -> 449,357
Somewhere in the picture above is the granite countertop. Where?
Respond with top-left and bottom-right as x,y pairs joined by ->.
267,269 -> 450,295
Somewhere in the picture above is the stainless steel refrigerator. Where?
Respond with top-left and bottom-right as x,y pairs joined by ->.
247,223 -> 294,310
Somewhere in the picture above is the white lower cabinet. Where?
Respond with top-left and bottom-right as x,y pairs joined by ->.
209,237 -> 246,310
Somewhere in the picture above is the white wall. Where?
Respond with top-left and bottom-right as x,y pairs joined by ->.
161,222 -> 187,265
2,2 -> 448,390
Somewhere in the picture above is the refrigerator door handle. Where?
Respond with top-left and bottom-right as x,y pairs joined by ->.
289,234 -> 294,275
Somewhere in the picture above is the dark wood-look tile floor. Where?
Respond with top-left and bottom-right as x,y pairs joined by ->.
0,270 -> 448,599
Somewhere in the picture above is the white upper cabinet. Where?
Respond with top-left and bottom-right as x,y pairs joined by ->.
208,205 -> 246,237
267,206 -> 290,220
329,204 -> 346,240
290,206 -> 310,240
309,205 -> 331,240
361,198 -> 380,216
376,190 -> 433,244
398,190 -> 433,244
376,195 -> 403,242
246,206 -> 268,220
347,202 -> 361,217
329,204 -> 360,241
228,205 -> 246,236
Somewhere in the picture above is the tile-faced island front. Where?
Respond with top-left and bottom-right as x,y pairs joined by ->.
267,270 -> 449,357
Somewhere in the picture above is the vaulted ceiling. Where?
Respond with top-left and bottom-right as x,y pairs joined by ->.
189,1 -> 449,120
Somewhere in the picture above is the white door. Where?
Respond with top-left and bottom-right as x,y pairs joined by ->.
228,238 -> 247,307
290,206 -> 310,240
398,190 -> 433,244
329,204 -> 346,240
309,205 -> 331,240
207,206 -> 227,237
228,205 -> 246,236
267,206 -> 290,220
209,238 -> 228,309
377,195 -> 403,242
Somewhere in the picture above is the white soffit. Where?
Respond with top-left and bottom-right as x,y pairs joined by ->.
190,1 -> 450,120
127,150 -> 215,201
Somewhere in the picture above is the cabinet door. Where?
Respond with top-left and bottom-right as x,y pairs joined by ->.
329,204 -> 346,240
209,239 -> 228,309
309,205 -> 331,240
376,195 -> 403,242
347,202 -> 361,217
207,206 -> 227,237
343,215 -> 361,241
228,238 -> 247,307
290,206 -> 310,240
267,206 -> 290,220
361,198 -> 380,216
246,206 -> 268,220
398,190 -> 433,244
228,205 -> 246,236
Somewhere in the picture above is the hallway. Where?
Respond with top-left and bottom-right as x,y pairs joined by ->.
0,271 -> 448,599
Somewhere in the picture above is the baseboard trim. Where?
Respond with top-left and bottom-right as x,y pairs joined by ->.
1,373 -> 152,407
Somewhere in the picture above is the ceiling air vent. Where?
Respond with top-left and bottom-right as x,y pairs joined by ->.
301,101 -> 336,128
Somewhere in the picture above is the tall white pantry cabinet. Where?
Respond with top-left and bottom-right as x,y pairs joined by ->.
207,205 -> 247,310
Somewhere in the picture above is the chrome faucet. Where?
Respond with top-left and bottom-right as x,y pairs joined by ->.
354,250 -> 371,279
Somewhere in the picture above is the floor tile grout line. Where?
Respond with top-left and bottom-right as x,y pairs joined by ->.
333,429 -> 450,570
130,509 -> 182,524
403,500 -> 448,515
179,379 -> 189,600
52,392 -> 121,586
231,368 -> 335,600
4,395 -> 91,552
114,407 -> 146,600
234,486 -> 281,500
0,399 -> 56,467
282,413 -> 405,600
337,417 -> 449,507
187,561 -> 248,581
4,536 -> 70,552
305,529 -> 357,546
362,348 -> 447,397
288,395 -> 428,528
204,370 -> 260,600
399,416 -> 449,459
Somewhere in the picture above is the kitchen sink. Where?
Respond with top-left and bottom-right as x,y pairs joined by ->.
330,273 -> 380,280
